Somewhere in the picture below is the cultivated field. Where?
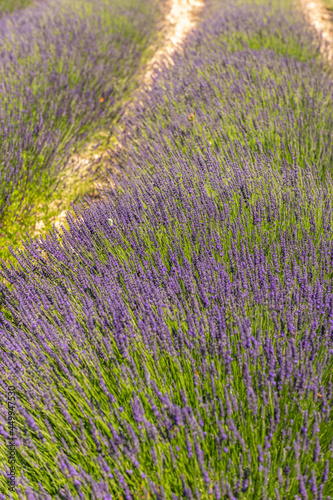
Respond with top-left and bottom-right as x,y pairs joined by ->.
1,0 -> 333,498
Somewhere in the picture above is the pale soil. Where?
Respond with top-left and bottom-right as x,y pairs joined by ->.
33,0 -> 204,238
299,0 -> 333,60
142,0 -> 204,86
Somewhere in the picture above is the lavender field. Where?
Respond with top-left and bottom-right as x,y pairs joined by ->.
1,0 -> 333,498
0,0 -> 161,259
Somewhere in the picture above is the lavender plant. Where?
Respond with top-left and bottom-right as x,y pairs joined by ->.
0,0 -> 333,499
112,1 -> 331,192
0,0 -> 161,259
2,144 -> 333,499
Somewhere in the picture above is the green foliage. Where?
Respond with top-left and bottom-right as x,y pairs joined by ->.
0,0 -> 162,266
324,0 -> 333,11
1,0 -> 333,498
0,0 -> 32,15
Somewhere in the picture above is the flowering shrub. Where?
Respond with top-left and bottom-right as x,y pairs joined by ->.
115,1 -> 331,188
0,0 -> 160,256
0,0 -> 333,499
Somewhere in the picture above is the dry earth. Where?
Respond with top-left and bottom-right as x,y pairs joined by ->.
33,0 -> 204,237
299,0 -> 333,60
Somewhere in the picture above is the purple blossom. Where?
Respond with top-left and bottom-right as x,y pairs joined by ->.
0,1 -> 332,499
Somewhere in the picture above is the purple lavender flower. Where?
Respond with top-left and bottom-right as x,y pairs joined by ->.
1,1 -> 333,499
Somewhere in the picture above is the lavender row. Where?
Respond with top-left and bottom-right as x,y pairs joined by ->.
112,1 -> 330,190
1,145 -> 333,498
0,0 -> 159,222
1,0 -> 333,498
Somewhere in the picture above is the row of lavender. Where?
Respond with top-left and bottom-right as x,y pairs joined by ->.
1,0 -> 333,498
0,0 -> 160,255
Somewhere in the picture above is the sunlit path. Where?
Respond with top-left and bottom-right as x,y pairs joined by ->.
142,0 -> 204,86
300,0 -> 333,60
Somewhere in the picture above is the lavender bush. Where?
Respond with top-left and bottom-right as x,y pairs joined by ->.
0,0 -> 160,257
112,1 -> 332,191
323,1 -> 333,12
1,0 -> 333,499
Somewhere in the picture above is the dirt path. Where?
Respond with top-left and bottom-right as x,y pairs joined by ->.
33,0 -> 204,238
142,0 -> 204,87
299,0 -> 333,61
